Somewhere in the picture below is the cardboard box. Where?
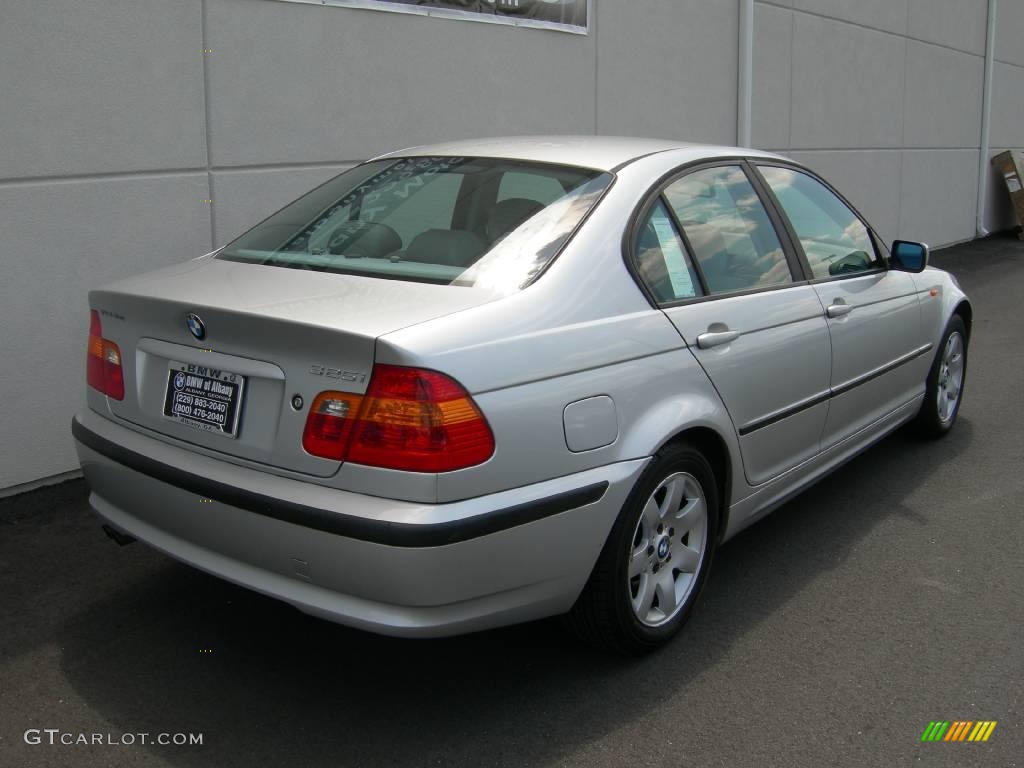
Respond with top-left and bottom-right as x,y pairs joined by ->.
992,150 -> 1024,239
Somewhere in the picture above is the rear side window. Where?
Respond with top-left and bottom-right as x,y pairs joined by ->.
634,200 -> 704,303
217,157 -> 612,292
663,166 -> 792,295
759,166 -> 880,279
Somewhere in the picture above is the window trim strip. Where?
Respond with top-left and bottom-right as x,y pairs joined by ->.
623,157 -> 808,307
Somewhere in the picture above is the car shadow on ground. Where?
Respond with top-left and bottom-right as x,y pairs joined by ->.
55,418 -> 974,767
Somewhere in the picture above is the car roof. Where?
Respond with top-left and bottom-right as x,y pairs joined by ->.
371,135 -> 786,172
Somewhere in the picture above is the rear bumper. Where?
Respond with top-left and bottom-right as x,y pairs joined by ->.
72,409 -> 646,637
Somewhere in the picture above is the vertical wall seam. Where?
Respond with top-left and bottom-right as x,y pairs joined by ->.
896,10 -> 910,240
200,0 -> 216,249
896,141 -> 905,241
592,0 -> 599,134
901,0 -> 911,240
976,0 -> 998,236
787,9 -> 795,151
737,0 -> 754,147
899,35 -> 909,149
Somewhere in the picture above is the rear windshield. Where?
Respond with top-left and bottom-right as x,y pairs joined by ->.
217,157 -> 613,290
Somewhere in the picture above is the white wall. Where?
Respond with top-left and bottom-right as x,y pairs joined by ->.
0,0 -> 1020,491
752,0 -> 1019,248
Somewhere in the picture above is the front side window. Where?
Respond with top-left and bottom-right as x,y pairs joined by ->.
663,166 -> 792,295
759,166 -> 880,279
218,157 -> 612,292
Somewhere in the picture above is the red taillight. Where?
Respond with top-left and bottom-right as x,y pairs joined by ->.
302,391 -> 363,461
349,365 -> 495,472
301,365 -> 495,472
86,310 -> 124,400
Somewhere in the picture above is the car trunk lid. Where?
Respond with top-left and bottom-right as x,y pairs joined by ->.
90,256 -> 494,477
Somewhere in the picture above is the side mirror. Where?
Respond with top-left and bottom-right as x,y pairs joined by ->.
890,240 -> 929,273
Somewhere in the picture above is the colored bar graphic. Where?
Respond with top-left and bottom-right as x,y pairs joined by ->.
921,722 -> 950,741
949,722 -> 973,741
922,720 -> 996,742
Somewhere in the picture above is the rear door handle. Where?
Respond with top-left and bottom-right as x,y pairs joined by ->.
826,300 -> 853,318
696,329 -> 741,349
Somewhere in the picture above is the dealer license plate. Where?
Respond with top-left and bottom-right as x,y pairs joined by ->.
162,361 -> 245,438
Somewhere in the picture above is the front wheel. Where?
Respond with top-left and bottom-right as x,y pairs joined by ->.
916,315 -> 968,438
567,443 -> 719,654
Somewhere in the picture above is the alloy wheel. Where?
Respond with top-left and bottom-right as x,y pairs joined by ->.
936,331 -> 965,424
628,472 -> 709,627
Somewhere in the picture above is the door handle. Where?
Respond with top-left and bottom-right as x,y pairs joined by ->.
826,300 -> 853,319
696,328 -> 741,349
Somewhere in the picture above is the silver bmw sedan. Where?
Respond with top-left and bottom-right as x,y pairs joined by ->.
73,136 -> 971,653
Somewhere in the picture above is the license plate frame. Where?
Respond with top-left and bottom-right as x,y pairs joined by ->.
162,361 -> 246,438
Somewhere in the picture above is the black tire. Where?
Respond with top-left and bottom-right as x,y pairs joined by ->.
567,442 -> 719,655
915,315 -> 968,438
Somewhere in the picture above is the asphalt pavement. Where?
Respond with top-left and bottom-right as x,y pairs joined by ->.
1,235 -> 1022,768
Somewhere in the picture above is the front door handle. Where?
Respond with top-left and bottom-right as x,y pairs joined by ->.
696,328 -> 741,349
826,300 -> 853,318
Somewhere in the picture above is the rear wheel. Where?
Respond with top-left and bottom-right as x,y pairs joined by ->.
568,443 -> 719,654
916,315 -> 967,438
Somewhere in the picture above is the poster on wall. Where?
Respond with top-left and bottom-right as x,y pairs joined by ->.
317,0 -> 589,34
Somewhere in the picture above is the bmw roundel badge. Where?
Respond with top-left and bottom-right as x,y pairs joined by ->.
657,538 -> 670,559
185,312 -> 206,340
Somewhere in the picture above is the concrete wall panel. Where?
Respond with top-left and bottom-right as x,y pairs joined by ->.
991,62 -> 1024,150
206,0 -> 595,168
787,150 -> 903,245
903,41 -> 983,148
0,0 -> 206,179
0,174 -> 212,489
790,14 -> 906,149
898,150 -> 979,245
908,0 -> 988,56
995,0 -> 1024,68
793,0 -> 908,35
752,3 -> 794,149
597,0 -> 738,142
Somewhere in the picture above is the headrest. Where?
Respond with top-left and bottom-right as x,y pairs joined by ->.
404,228 -> 487,268
486,198 -> 545,241
327,221 -> 402,258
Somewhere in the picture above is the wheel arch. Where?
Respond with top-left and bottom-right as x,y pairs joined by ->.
953,299 -> 973,341
656,426 -> 733,543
